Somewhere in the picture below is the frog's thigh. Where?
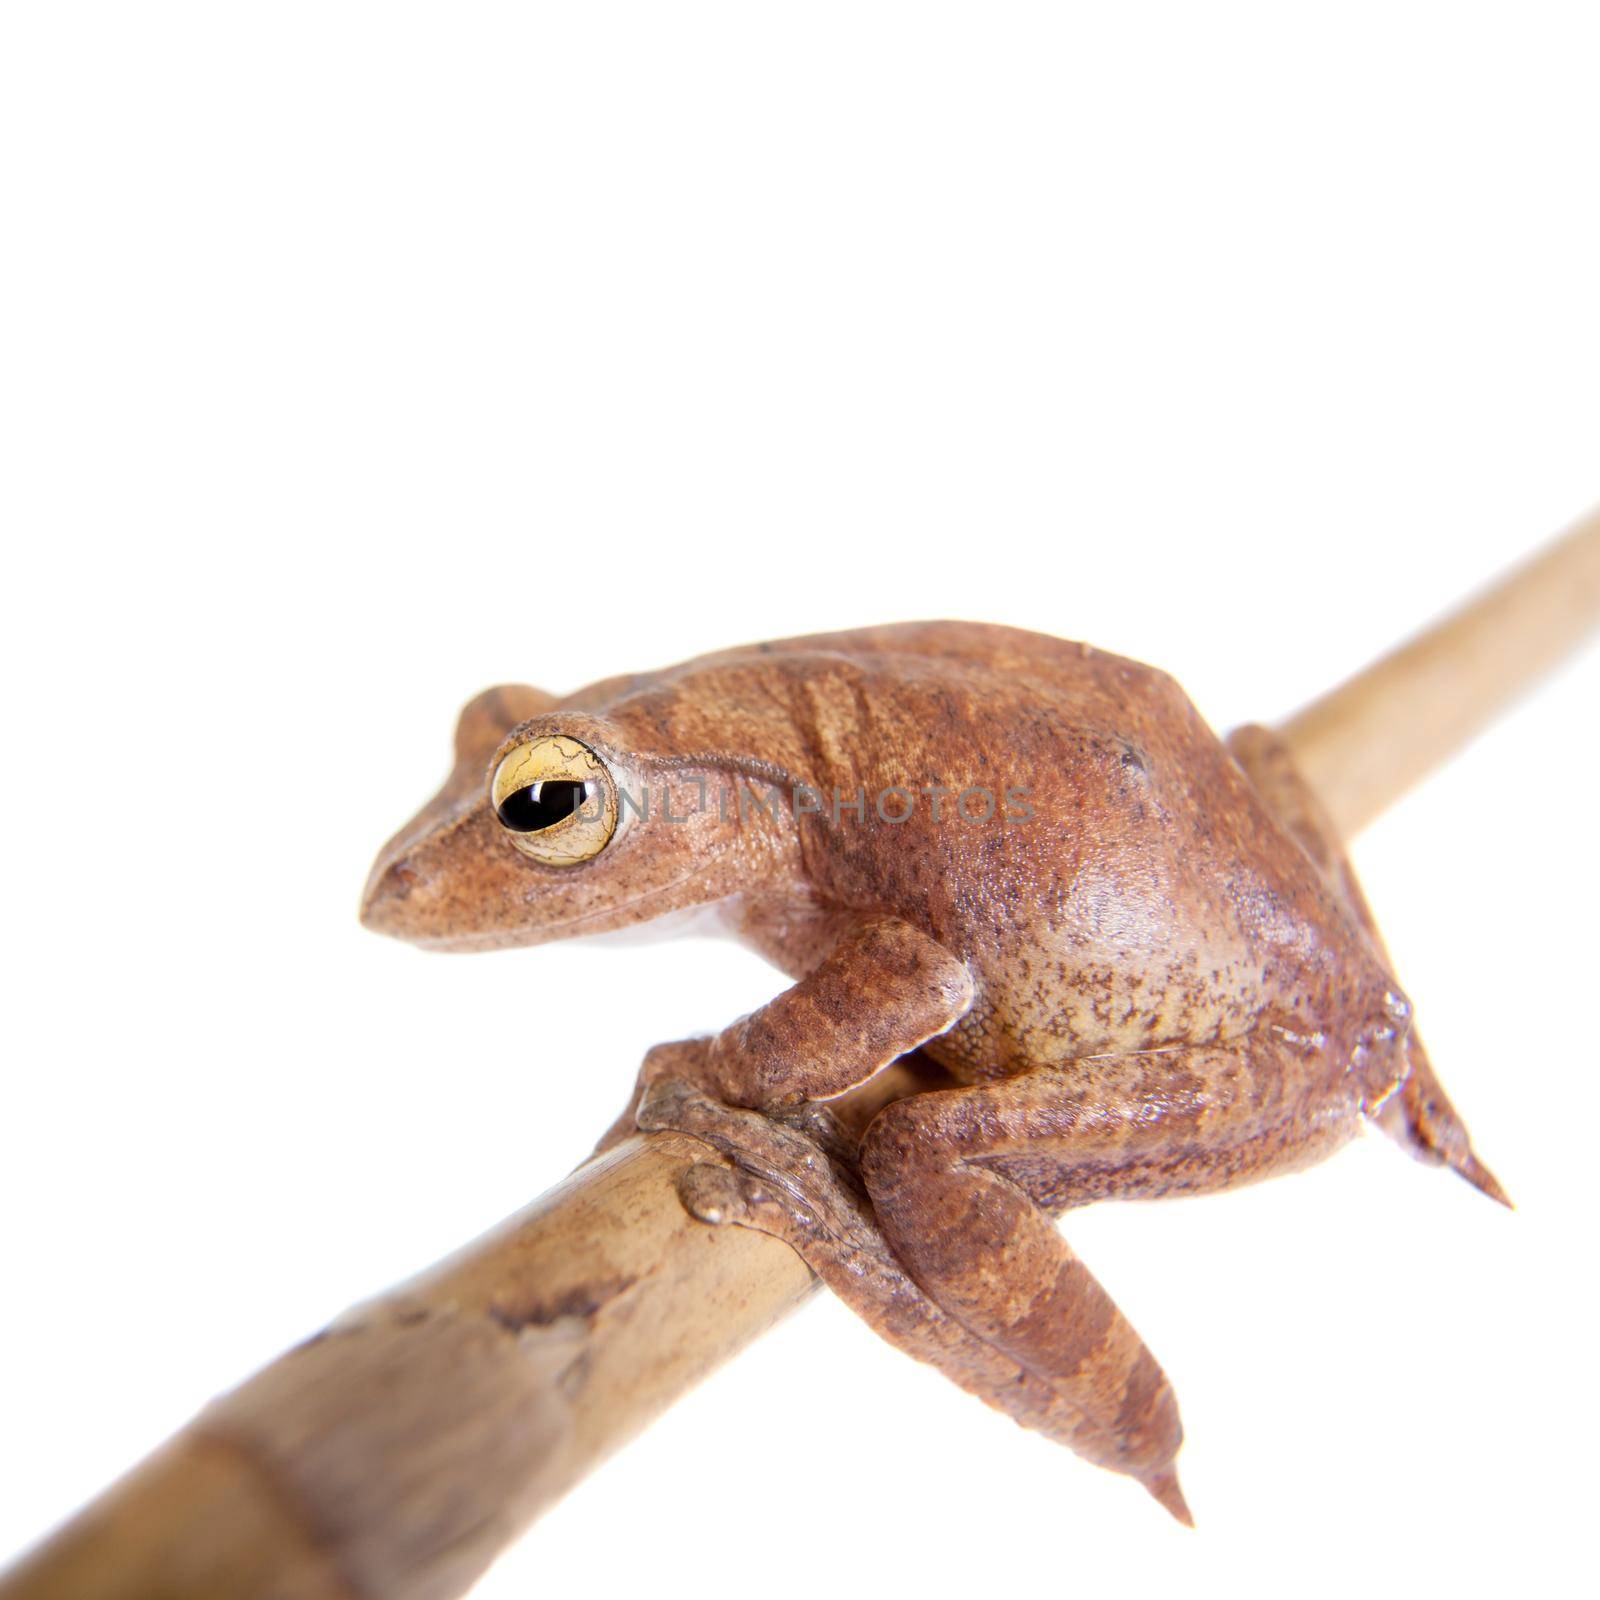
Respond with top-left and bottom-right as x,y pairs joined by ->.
858,1042 -> 1357,1489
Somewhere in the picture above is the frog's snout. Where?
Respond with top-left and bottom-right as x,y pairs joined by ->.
359,852 -> 421,939
360,801 -> 553,951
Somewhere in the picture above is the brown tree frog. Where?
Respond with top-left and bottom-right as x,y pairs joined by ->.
361,624 -> 1503,1521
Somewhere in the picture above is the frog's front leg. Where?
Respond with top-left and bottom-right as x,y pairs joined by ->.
595,916 -> 974,1152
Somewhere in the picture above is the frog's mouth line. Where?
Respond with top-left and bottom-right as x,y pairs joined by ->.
415,839 -> 740,953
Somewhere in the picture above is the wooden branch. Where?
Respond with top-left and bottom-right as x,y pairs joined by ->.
0,1061 -> 936,1600
6,513 -> 1599,1600
0,1130 -> 819,1600
1279,504 -> 1600,838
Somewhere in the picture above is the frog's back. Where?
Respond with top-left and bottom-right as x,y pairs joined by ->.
582,622 -> 1371,1076
721,623 -> 1373,1078
703,620 -> 1185,709
571,621 -> 1203,798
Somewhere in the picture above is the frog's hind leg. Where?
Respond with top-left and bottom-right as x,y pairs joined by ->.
1227,724 -> 1509,1206
857,1030 -> 1365,1520
635,1079 -> 1185,1516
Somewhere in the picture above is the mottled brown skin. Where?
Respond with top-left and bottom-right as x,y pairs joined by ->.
361,624 -> 1503,1521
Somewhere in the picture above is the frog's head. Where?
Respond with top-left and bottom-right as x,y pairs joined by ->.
360,684 -> 779,951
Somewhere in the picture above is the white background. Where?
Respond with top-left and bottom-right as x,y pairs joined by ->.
2,6 -> 1597,1598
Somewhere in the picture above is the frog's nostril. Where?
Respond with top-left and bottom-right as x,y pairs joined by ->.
359,856 -> 420,934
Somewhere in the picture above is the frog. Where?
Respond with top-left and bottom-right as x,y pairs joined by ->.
360,623 -> 1505,1522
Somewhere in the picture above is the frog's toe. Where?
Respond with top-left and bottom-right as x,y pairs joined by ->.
1140,1467 -> 1195,1527
677,1161 -> 750,1226
768,1099 -> 855,1165
1374,1040 -> 1514,1209
639,1080 -> 863,1243
1457,1149 -> 1513,1209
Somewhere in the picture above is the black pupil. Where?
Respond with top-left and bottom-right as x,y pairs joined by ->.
497,780 -> 591,833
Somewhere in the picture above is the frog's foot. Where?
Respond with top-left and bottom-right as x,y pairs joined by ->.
1375,1045 -> 1513,1207
637,1078 -> 871,1241
639,1079 -> 1191,1522
1228,724 -> 1511,1208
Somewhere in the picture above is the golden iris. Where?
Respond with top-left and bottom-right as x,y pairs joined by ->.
490,735 -> 617,865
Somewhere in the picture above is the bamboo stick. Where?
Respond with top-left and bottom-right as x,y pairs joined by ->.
0,1131 -> 816,1600
1279,505 -> 1600,838
5,512 -> 1598,1600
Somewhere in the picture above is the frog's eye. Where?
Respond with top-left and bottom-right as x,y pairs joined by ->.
490,735 -> 618,866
